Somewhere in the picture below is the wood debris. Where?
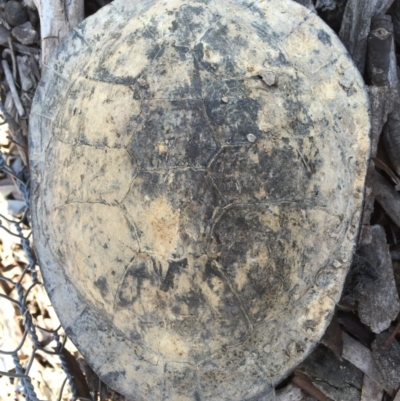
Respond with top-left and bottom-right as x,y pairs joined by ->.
342,332 -> 393,395
360,374 -> 384,401
357,225 -> 400,333
297,344 -> 363,401
371,332 -> 400,392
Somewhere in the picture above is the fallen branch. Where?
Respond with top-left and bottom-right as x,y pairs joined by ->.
32,0 -> 84,65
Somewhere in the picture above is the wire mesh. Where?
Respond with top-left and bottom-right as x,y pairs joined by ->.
0,152 -> 85,401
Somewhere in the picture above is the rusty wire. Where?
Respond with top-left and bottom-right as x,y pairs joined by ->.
0,151 -> 83,401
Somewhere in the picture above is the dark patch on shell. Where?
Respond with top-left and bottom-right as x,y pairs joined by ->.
209,143 -> 310,203
130,100 -> 219,169
317,29 -> 332,46
202,77 -> 263,144
194,23 -> 237,76
147,41 -> 166,61
161,258 -> 188,292
117,259 -> 156,307
94,276 -> 109,297
243,1 -> 266,20
102,370 -> 127,386
171,5 -> 207,47
210,205 -> 301,322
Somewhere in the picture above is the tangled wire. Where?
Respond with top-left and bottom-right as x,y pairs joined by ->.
0,151 -> 84,401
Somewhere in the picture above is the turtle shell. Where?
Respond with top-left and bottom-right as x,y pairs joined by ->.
29,0 -> 370,400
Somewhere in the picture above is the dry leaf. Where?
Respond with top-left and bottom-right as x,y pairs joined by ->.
342,331 -> 394,395
360,374 -> 384,401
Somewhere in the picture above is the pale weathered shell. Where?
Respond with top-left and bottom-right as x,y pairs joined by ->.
29,0 -> 370,400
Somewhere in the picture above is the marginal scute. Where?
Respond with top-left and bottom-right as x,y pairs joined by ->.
29,0 -> 370,400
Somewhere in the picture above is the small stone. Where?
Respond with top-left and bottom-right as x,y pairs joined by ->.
221,96 -> 228,103
4,1 -> 28,27
259,70 -> 276,86
247,133 -> 257,143
263,344 -> 271,353
286,341 -> 297,357
0,0 -> 6,10
340,252 -> 349,263
12,21 -> 37,45
333,260 -> 342,268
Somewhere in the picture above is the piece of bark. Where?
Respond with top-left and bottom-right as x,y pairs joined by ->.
32,0 -> 84,65
362,15 -> 399,225
360,374 -> 384,401
292,371 -> 333,401
276,384 -> 304,401
369,87 -> 395,158
337,311 -> 375,347
374,171 -> 400,228
342,253 -> 380,306
297,344 -> 363,401
357,225 -> 400,333
2,59 -> 25,117
389,0 -> 400,45
382,102 -> 400,177
362,87 -> 395,225
372,157 -> 400,186
368,15 -> 397,88
320,315 -> 343,360
342,331 -> 394,395
339,0 -> 395,74
371,333 -> 400,392
384,0 -> 397,13
394,261 -> 400,300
